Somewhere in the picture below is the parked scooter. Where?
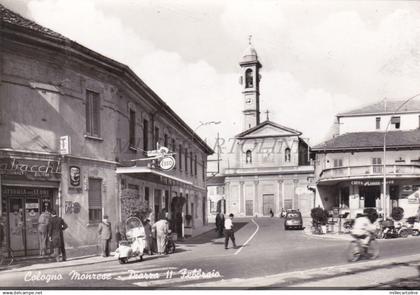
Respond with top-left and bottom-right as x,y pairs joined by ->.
381,219 -> 409,239
165,230 -> 176,254
115,216 -> 145,264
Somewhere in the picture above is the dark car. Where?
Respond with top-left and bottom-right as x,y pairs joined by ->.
284,210 -> 303,230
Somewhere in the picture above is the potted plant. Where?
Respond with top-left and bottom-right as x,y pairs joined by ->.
311,207 -> 329,234
391,207 -> 404,222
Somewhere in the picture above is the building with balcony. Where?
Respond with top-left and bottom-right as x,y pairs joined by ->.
313,100 -> 420,219
209,42 -> 314,218
0,4 -> 212,257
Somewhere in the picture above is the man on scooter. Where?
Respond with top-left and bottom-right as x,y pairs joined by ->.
351,213 -> 376,250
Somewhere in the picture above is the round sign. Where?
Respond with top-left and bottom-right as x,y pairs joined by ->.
159,156 -> 176,171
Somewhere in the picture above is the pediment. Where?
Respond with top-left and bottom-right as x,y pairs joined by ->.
236,121 -> 301,139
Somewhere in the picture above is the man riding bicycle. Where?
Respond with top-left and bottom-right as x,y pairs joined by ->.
351,213 -> 376,250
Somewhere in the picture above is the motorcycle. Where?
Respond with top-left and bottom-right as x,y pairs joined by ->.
115,216 -> 146,264
347,233 -> 379,262
165,230 -> 176,254
381,219 -> 409,239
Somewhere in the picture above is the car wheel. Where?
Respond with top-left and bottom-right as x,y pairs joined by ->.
284,226 -> 288,230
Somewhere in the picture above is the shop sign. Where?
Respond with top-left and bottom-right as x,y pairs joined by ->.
59,135 -> 71,155
3,187 -> 51,197
0,157 -> 61,177
69,166 -> 81,187
25,203 -> 39,209
351,180 -> 394,186
159,156 -> 176,171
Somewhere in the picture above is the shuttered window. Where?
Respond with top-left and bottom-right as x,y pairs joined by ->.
86,90 -> 101,137
88,178 -> 102,223
129,109 -> 136,147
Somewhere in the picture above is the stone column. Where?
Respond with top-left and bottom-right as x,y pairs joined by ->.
240,181 -> 244,215
254,180 -> 259,216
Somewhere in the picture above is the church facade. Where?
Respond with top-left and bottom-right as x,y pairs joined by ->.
214,43 -> 315,218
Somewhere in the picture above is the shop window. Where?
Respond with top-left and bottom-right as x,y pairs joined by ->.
129,109 -> 136,148
391,116 -> 400,129
246,150 -> 252,164
88,178 -> 102,223
86,90 -> 101,137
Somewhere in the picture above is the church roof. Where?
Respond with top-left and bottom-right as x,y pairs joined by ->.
337,99 -> 420,117
236,120 -> 302,139
0,4 -> 67,41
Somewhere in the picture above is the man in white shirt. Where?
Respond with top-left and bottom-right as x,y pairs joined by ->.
224,213 -> 237,249
351,213 -> 376,249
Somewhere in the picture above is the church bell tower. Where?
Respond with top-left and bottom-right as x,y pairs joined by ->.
239,36 -> 262,131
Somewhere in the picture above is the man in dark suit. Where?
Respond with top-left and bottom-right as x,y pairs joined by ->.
98,215 -> 112,257
48,210 -> 68,262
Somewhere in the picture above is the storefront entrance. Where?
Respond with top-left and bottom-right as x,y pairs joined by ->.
3,187 -> 54,257
263,194 -> 275,216
359,186 -> 380,208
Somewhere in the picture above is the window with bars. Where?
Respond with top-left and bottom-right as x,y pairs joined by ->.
88,178 -> 102,223
86,90 -> 101,137
129,109 -> 136,148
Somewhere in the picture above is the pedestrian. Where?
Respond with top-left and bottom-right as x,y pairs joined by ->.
215,212 -> 225,237
270,209 -> 274,218
48,210 -> 68,262
144,218 -> 153,255
37,208 -> 51,256
280,208 -> 286,218
98,215 -> 112,257
224,213 -> 237,250
152,213 -> 169,255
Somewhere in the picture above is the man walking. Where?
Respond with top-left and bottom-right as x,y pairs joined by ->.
48,210 -> 68,262
98,215 -> 112,257
224,213 -> 237,250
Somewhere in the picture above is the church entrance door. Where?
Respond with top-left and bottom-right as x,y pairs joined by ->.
245,200 -> 253,216
262,194 -> 275,216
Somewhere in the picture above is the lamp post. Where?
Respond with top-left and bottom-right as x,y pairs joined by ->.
382,94 -> 420,218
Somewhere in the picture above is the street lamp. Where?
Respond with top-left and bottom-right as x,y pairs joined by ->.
382,94 -> 420,218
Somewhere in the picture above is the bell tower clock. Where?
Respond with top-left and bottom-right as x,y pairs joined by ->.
239,36 -> 262,131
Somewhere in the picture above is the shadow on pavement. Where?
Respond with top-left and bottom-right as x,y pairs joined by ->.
178,222 -> 249,245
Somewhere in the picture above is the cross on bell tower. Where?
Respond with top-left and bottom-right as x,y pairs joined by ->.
239,37 -> 262,131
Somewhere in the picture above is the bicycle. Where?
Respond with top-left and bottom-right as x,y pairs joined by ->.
346,233 -> 379,262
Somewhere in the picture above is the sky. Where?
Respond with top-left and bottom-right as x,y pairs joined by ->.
2,0 -> 420,150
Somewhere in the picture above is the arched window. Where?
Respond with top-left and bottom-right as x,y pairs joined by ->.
246,150 -> 252,164
245,69 -> 253,88
285,148 -> 291,162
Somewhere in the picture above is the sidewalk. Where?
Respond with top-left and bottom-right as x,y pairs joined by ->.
1,223 -> 217,272
302,217 -> 352,241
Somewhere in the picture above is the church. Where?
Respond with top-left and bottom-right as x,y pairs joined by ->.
210,41 -> 315,218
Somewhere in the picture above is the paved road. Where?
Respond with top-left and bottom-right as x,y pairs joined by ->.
1,217 -> 420,288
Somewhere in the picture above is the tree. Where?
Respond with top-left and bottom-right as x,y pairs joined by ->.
391,207 -> 404,221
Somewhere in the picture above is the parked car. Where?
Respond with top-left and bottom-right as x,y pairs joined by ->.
284,210 -> 303,230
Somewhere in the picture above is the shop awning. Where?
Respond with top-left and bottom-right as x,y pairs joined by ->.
116,166 -> 193,186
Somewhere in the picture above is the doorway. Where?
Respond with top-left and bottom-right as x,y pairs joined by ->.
359,186 -> 380,208
245,200 -> 253,216
262,194 -> 275,216
7,195 -> 53,256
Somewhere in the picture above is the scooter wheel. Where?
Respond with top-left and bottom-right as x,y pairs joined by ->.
119,258 -> 128,264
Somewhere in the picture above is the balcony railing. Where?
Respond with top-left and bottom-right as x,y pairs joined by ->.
318,164 -> 420,182
224,165 -> 314,175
